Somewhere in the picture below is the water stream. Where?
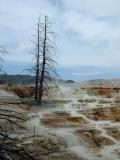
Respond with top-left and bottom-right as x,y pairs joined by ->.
26,84 -> 120,160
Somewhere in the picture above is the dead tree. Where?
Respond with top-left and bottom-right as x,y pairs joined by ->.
33,16 -> 61,104
0,45 -> 7,60
0,109 -> 37,160
0,46 -> 36,159
0,45 -> 7,72
34,21 -> 40,101
38,16 -> 47,104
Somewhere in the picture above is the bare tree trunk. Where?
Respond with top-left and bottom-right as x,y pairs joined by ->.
32,15 -> 62,104
35,22 -> 40,101
38,16 -> 47,104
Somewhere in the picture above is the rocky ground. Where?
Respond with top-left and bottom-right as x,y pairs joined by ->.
0,83 -> 120,160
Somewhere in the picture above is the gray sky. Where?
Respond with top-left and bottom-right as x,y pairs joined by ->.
0,0 -> 120,80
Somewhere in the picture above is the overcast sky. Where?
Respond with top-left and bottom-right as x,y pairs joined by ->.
0,0 -> 120,80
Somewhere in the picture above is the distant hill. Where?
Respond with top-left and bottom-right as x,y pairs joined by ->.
0,74 -> 35,85
1,74 -> 120,87
64,80 -> 75,83
78,78 -> 120,88
0,74 -> 75,85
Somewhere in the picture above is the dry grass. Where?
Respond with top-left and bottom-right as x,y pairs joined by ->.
6,85 -> 35,98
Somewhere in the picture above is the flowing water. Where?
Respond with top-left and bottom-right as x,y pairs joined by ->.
26,84 -> 120,160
